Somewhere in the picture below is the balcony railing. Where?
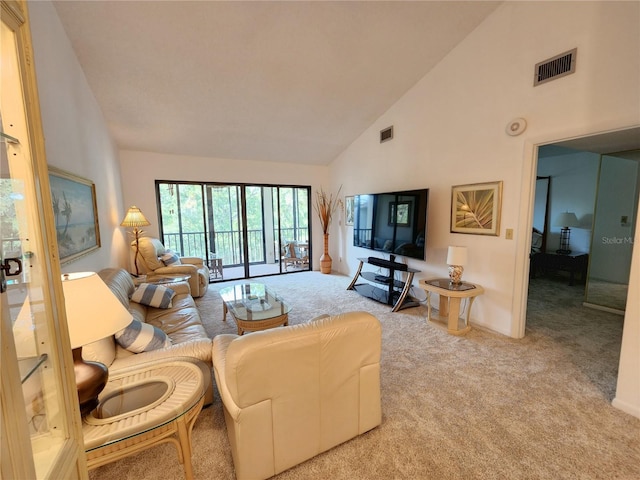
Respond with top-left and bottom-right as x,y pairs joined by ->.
2,238 -> 22,257
163,227 -> 308,267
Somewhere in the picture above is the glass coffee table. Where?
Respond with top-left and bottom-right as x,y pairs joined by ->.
220,283 -> 291,335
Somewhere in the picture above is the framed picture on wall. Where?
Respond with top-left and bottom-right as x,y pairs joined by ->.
345,196 -> 354,226
451,181 -> 503,236
48,166 -> 101,264
388,201 -> 411,227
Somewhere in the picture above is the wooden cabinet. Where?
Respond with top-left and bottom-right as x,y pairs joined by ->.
539,252 -> 588,286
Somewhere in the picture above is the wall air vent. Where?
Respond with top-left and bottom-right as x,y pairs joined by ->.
380,126 -> 394,143
534,48 -> 577,86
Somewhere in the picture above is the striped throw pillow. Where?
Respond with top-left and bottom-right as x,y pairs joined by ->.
115,320 -> 171,353
131,283 -> 176,309
161,250 -> 182,266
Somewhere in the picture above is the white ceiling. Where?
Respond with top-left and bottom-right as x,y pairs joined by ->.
52,1 -> 501,165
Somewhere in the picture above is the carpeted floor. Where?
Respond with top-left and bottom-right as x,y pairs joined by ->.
89,272 -> 640,480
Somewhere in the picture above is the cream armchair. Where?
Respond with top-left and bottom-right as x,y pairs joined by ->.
134,237 -> 210,297
212,311 -> 382,480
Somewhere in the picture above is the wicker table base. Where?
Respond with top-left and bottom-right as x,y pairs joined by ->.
83,360 -> 205,480
233,311 -> 288,335
220,283 -> 291,335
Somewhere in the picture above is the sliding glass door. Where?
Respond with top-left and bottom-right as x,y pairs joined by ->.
157,181 -> 311,282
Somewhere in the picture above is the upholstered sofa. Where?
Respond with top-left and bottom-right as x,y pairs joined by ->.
82,268 -> 214,404
212,311 -> 382,480
135,237 -> 210,297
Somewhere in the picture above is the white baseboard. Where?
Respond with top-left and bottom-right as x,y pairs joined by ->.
583,302 -> 625,316
612,397 -> 640,419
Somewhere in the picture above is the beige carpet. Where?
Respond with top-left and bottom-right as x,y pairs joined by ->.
89,272 -> 640,480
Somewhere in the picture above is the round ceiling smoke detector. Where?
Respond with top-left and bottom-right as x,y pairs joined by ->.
506,118 -> 527,136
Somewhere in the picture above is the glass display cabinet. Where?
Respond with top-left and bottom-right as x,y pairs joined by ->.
1,1 -> 86,478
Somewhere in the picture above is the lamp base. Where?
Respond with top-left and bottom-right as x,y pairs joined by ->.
72,347 -> 108,416
558,227 -> 572,254
448,265 -> 464,285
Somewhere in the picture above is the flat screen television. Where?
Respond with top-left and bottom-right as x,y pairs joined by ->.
353,188 -> 428,261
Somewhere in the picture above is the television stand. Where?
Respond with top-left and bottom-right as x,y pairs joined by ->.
347,257 -> 420,312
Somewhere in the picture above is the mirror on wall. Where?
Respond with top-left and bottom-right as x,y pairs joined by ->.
533,176 -> 550,253
584,150 -> 640,313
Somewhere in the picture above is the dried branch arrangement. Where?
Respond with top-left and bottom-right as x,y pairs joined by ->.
313,186 -> 343,234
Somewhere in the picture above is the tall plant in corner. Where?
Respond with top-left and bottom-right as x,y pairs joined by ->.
313,185 -> 342,274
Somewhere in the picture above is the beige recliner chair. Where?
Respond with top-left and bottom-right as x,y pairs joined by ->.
134,237 -> 210,297
212,311 -> 382,480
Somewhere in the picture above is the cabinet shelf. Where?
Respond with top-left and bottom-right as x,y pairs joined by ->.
19,354 -> 48,384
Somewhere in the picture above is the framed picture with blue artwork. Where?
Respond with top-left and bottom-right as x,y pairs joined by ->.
48,166 -> 101,264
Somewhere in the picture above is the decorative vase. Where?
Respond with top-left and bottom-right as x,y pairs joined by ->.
320,233 -> 332,274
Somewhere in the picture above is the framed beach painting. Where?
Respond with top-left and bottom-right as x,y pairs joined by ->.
48,167 -> 100,264
451,181 -> 502,236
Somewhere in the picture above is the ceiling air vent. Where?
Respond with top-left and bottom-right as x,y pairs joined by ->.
380,126 -> 394,143
534,48 -> 577,86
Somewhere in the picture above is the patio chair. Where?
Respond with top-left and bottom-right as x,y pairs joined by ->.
281,242 -> 308,270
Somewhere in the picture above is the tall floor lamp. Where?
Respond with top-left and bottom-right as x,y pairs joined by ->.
62,272 -> 132,415
120,206 -> 150,276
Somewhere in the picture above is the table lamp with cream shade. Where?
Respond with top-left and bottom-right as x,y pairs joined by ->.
62,272 -> 132,416
120,205 -> 151,276
446,246 -> 468,285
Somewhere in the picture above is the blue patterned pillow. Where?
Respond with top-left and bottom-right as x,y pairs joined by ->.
115,320 -> 171,353
131,283 -> 176,308
161,250 -> 182,266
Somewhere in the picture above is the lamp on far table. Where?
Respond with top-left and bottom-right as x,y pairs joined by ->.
553,211 -> 579,254
120,205 -> 151,276
62,272 -> 133,416
446,246 -> 468,285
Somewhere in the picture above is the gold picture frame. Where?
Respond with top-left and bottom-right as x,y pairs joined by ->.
451,181 -> 503,236
48,166 -> 101,264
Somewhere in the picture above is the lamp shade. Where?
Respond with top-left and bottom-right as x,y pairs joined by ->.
120,206 -> 150,228
446,246 -> 467,266
553,212 -> 579,228
62,272 -> 132,348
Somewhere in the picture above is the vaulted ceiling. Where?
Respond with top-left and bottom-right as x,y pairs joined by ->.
53,1 -> 501,165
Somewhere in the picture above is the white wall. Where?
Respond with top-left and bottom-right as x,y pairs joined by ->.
29,0 -> 640,419
330,1 -> 640,418
613,208 -> 640,418
28,1 -> 128,273
118,150 -> 329,267
537,147 -> 600,254
330,1 -> 640,336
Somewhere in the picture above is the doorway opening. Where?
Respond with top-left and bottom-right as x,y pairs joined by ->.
524,127 -> 640,400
